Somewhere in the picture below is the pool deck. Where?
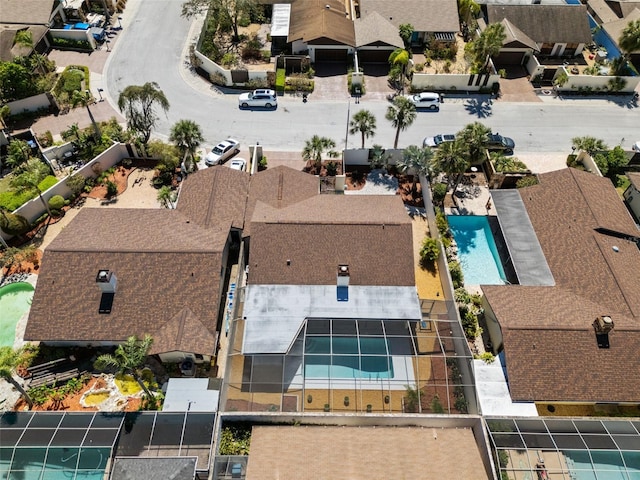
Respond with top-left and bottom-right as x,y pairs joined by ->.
445,174 -> 497,217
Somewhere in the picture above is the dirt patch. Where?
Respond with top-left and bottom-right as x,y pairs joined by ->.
302,160 -> 343,176
1,249 -> 43,277
86,165 -> 132,199
397,175 -> 424,207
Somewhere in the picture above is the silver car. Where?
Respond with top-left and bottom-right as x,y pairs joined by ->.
205,139 -> 240,166
238,89 -> 277,108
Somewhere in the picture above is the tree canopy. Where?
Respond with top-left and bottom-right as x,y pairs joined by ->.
117,82 -> 170,144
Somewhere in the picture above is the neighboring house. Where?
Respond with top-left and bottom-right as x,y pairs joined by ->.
359,0 -> 460,46
623,171 -> 640,222
601,8 -> 640,68
0,0 -> 65,60
484,4 -> 592,65
288,0 -> 356,62
354,12 -> 404,64
482,168 -> 640,407
25,208 -> 231,363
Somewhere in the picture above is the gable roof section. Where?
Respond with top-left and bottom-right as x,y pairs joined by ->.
0,25 -> 49,61
486,4 -> 592,44
499,18 -> 538,50
25,209 -> 226,355
360,0 -> 459,33
243,165 -> 318,237
628,171 -> 640,190
247,195 -> 414,286
0,0 -> 55,25
288,0 -> 356,46
354,12 -> 404,48
149,307 -> 218,356
176,166 -> 250,231
483,168 -> 640,403
587,0 -> 621,23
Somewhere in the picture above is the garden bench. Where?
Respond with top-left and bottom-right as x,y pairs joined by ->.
26,358 -> 85,389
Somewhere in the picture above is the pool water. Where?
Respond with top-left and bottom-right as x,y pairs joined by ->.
565,450 -> 640,480
304,337 -> 394,379
447,215 -> 506,285
0,282 -> 35,347
1,447 -> 109,480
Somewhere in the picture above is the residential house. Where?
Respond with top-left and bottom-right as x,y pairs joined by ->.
623,171 -> 640,222
600,8 -> 640,69
0,0 -> 65,61
287,0 -> 356,63
483,4 -> 592,66
354,12 -> 403,64
482,168 -> 640,409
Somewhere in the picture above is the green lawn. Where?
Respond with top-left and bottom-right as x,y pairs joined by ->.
0,174 -> 13,194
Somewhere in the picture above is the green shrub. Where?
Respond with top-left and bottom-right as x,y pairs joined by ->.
61,69 -> 84,94
0,190 -> 36,211
435,209 -> 448,236
419,237 -> 440,266
48,195 -> 65,210
454,287 -> 471,304
448,260 -> 464,289
275,68 -> 286,93
0,212 -> 30,235
51,37 -> 92,51
66,173 -> 86,197
475,352 -> 495,363
431,183 -> 447,205
462,310 -> 480,339
431,395 -> 444,413
105,180 -> 118,197
38,176 -> 57,192
516,176 -> 538,188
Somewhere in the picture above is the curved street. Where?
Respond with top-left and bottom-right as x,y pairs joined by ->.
102,0 -> 640,154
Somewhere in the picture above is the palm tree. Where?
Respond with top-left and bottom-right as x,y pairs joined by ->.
302,135 -> 338,169
433,139 -> 469,203
491,152 -> 528,172
619,19 -> 640,58
169,120 -> 204,172
386,96 -> 417,149
117,82 -> 170,145
10,158 -> 53,217
571,136 -> 608,156
458,121 -> 491,165
0,346 -> 33,408
458,0 -> 480,27
349,110 -> 377,148
470,23 -> 506,71
388,48 -> 410,93
71,90 -> 101,140
94,335 -> 154,397
397,145 -> 433,193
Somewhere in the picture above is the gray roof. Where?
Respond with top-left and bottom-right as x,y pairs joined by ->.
490,189 -> 554,286
587,0 -> 620,23
603,8 -> 640,53
242,285 -> 421,353
354,12 -> 403,48
162,378 -> 219,412
486,4 -> 592,44
111,457 -> 197,480
271,3 -> 291,37
499,18 -> 538,50
0,0 -> 55,25
360,0 -> 460,33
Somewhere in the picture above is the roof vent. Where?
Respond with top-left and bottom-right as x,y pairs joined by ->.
593,315 -> 613,348
337,265 -> 350,286
325,4 -> 330,8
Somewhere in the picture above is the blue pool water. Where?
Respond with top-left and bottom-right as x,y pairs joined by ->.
304,337 -> 393,379
565,0 -> 624,62
447,215 -> 506,285
565,450 -> 640,480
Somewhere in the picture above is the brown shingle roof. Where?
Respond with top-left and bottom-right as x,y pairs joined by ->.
500,18 -> 538,50
0,0 -> 55,25
176,166 -> 250,231
288,0 -> 356,46
360,0 -> 460,33
486,5 -> 592,44
248,195 -> 415,286
243,165 -> 318,237
247,426 -> 490,480
25,209 -> 226,356
483,168 -> 640,403
354,12 -> 404,48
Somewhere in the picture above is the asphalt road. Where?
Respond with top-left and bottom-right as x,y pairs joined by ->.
105,0 -> 640,153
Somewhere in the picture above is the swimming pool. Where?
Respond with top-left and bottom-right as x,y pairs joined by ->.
1,447 -> 109,480
565,450 -> 640,480
304,337 -> 394,379
447,215 -> 507,285
0,282 -> 35,347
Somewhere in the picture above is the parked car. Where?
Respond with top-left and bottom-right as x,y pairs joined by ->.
229,159 -> 246,171
238,89 -> 277,108
405,92 -> 441,110
486,133 -> 515,155
205,139 -> 240,166
423,134 -> 456,148
632,141 -> 640,152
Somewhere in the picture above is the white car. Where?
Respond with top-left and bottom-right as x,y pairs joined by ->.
229,159 -> 246,171
205,139 -> 240,166
405,92 -> 441,110
238,89 -> 277,108
633,141 -> 640,152
423,134 -> 455,148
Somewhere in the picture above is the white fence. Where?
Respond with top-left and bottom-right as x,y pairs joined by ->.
343,148 -> 405,166
194,48 -> 269,87
5,93 -> 52,115
49,28 -> 97,50
0,143 -> 130,242
412,73 -> 500,92
555,67 -> 640,93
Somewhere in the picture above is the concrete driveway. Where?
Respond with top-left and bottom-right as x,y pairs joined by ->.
312,62 -> 350,101
361,63 -> 394,101
496,66 -> 541,103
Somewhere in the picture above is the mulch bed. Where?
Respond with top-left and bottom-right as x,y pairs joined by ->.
86,165 -> 133,199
